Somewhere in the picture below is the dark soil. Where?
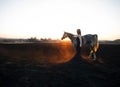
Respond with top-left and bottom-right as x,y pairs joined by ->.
0,43 -> 120,87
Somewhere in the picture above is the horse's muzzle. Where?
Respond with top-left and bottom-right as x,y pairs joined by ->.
61,37 -> 63,40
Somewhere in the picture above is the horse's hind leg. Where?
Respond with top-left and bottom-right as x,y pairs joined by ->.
93,53 -> 96,60
88,50 -> 93,59
88,49 -> 96,60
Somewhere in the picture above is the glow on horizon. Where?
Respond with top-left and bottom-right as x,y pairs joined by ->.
0,0 -> 120,40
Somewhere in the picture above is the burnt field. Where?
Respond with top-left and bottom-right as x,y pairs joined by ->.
0,42 -> 120,87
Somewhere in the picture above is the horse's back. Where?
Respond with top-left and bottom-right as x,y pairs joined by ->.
82,34 -> 99,51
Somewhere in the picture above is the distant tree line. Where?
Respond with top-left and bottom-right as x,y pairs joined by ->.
27,37 -> 39,42
0,37 -> 60,43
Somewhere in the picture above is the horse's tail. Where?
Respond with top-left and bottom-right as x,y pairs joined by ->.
94,34 -> 99,52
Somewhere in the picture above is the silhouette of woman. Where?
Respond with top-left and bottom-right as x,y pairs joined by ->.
76,29 -> 82,58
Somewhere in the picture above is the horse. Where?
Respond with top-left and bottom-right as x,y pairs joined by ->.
61,32 -> 99,60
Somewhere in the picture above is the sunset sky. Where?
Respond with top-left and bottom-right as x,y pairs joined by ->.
0,0 -> 120,40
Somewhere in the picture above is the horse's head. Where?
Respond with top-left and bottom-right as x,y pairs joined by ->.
61,31 -> 78,50
61,32 -> 68,40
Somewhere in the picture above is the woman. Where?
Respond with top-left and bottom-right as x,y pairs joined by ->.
76,29 -> 82,57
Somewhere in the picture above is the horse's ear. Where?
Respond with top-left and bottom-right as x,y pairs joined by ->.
64,31 -> 66,33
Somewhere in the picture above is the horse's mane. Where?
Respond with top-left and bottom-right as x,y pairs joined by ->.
65,32 -> 75,36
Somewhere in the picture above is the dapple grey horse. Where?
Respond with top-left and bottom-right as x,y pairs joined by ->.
61,32 -> 99,60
